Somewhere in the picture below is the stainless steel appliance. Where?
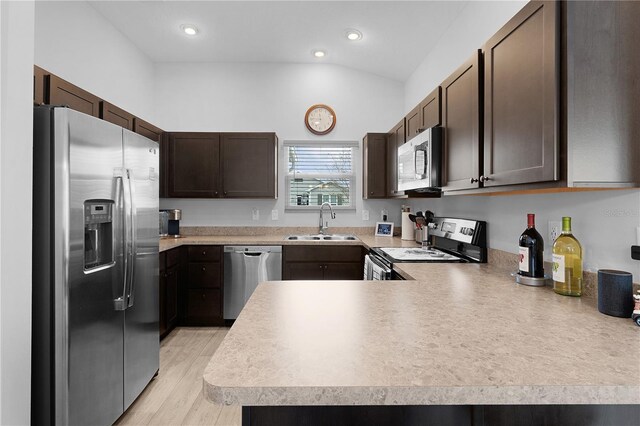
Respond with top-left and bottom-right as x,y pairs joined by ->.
397,126 -> 443,192
367,217 -> 487,280
223,246 -> 282,320
32,106 -> 160,425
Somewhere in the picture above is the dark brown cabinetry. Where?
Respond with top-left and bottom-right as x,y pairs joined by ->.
363,133 -> 387,199
167,133 -> 221,198
34,65 -> 47,105
47,74 -> 100,118
134,118 -> 163,142
159,248 -> 180,339
405,87 -> 441,142
165,132 -> 278,199
220,133 -> 278,198
185,246 -> 223,325
283,246 -> 364,280
483,0 -> 559,188
441,50 -> 482,192
386,119 -> 406,198
100,101 -> 134,131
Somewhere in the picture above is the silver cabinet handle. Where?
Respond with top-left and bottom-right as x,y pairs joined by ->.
480,175 -> 492,182
470,177 -> 479,184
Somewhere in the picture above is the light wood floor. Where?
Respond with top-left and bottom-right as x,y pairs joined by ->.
115,327 -> 241,426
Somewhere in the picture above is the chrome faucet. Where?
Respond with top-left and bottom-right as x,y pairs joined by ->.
318,202 -> 336,234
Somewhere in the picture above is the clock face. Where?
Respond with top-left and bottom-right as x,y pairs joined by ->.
305,104 -> 336,135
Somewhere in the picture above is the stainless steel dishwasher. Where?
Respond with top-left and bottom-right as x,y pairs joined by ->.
223,246 -> 282,320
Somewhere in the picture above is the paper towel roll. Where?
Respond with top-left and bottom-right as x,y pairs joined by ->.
401,212 -> 414,240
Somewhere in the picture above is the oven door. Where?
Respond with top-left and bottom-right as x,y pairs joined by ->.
364,254 -> 392,280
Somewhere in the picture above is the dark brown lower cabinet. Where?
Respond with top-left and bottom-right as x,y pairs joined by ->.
185,246 -> 224,325
283,246 -> 364,280
160,248 -> 180,340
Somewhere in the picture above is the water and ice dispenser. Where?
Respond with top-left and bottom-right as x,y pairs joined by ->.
84,200 -> 114,271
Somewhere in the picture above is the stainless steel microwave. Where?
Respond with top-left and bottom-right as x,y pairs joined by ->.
397,126 -> 443,192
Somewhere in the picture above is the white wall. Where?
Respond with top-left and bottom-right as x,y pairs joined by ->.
404,0 -> 527,111
156,62 -> 406,228
403,0 -> 640,281
34,1 -> 156,123
0,1 -> 34,424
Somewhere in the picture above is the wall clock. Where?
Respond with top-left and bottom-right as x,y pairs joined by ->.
305,104 -> 336,135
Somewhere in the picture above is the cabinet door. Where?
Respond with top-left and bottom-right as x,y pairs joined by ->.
386,119 -> 406,198
165,265 -> 179,331
34,65 -> 47,106
420,86 -> 441,129
100,101 -> 134,130
47,74 -> 100,117
133,118 -> 163,143
441,51 -> 482,191
283,262 -> 326,280
363,133 -> 387,199
167,132 -> 221,198
324,263 -> 363,280
220,133 -> 277,198
159,253 -> 167,338
483,1 -> 558,187
405,104 -> 422,142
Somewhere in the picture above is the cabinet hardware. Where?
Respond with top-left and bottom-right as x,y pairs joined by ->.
470,177 -> 479,183
202,251 -> 206,255
202,267 -> 206,271
223,191 -> 227,196
480,175 -> 492,182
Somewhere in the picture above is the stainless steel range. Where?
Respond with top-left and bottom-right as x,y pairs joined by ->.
366,217 -> 487,280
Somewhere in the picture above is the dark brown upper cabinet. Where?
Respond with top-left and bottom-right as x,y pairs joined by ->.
362,133 -> 387,199
133,118 -> 163,142
47,74 -> 100,118
34,65 -> 47,106
483,0 -> 559,188
386,119 -> 406,198
100,101 -> 134,130
165,132 -> 278,199
167,133 -> 221,198
441,50 -> 482,192
405,87 -> 442,142
220,133 -> 277,198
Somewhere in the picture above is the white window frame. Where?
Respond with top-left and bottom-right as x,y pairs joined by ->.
283,140 -> 358,211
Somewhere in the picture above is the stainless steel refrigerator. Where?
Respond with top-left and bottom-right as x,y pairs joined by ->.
32,106 -> 159,425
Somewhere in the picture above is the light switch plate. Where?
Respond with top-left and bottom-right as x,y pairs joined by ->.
362,210 -> 370,221
252,208 -> 259,221
271,209 -> 278,221
548,221 -> 561,244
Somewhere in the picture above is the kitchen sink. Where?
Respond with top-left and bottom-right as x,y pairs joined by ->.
284,234 -> 358,241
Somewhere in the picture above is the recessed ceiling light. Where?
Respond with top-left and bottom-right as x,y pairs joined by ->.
180,24 -> 199,36
346,29 -> 363,41
312,50 -> 326,58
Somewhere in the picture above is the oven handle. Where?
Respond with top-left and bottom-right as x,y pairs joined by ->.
368,254 -> 391,274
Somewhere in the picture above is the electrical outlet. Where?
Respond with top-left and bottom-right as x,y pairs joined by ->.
252,208 -> 259,221
548,221 -> 561,244
362,210 -> 370,221
271,209 -> 278,221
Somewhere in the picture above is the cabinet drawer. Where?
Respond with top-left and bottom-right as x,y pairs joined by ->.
187,262 -> 222,288
284,245 -> 363,263
186,289 -> 222,322
166,247 -> 181,268
188,245 -> 222,262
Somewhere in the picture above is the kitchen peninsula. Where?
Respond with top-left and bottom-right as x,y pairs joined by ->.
202,259 -> 640,425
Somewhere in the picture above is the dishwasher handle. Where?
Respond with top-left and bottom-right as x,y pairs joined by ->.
242,252 -> 264,257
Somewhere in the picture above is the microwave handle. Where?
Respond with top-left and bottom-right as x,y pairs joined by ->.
414,145 -> 427,179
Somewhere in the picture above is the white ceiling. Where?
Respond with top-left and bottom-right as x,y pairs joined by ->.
88,1 -> 469,82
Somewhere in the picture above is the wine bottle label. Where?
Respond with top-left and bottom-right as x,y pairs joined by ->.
552,254 -> 565,282
518,247 -> 530,273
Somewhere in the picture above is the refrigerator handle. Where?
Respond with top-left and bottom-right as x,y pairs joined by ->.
113,173 -> 128,311
126,169 -> 137,308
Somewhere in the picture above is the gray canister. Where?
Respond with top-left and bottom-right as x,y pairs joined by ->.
597,269 -> 633,317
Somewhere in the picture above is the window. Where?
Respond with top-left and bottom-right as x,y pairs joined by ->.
284,141 -> 357,210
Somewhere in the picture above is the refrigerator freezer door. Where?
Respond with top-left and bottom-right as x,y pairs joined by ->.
122,129 -> 160,409
64,109 -> 126,425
